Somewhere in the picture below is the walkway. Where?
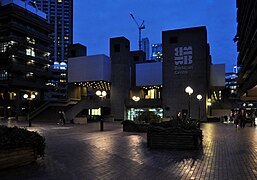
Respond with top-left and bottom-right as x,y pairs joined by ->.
0,121 -> 257,180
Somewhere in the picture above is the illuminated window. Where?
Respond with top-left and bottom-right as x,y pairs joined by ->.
89,108 -> 101,115
0,70 -> 11,80
26,72 -> 34,78
26,48 -> 35,57
60,73 -> 66,77
144,89 -> 159,99
218,90 -> 222,100
127,108 -> 163,120
26,37 -> 35,44
58,0 -> 62,2
0,41 -> 16,52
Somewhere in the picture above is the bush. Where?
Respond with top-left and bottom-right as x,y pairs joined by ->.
0,125 -> 46,158
122,120 -> 148,132
135,110 -> 161,124
149,117 -> 203,142
121,120 -> 135,125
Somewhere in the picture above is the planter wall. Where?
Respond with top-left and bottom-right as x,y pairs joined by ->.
147,127 -> 202,150
0,147 -> 36,170
123,123 -> 148,132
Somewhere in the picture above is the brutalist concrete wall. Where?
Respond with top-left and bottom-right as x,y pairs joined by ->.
162,26 -> 210,120
110,37 -> 131,121
130,50 -> 146,88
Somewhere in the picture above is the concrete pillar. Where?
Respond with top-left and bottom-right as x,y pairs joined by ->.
110,37 -> 131,121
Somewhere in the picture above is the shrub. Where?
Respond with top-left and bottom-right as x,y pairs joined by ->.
135,110 -> 161,124
0,125 -> 46,158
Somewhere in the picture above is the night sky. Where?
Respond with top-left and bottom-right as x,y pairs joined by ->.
73,0 -> 237,72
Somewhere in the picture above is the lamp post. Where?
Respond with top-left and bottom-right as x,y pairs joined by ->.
185,86 -> 193,119
23,93 -> 36,127
207,98 -> 212,116
132,96 -> 140,120
96,90 -> 107,131
197,94 -> 202,127
132,96 -> 140,102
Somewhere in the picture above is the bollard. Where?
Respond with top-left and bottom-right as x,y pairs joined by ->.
100,118 -> 104,131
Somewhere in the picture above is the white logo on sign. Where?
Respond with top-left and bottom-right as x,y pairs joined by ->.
174,46 -> 193,65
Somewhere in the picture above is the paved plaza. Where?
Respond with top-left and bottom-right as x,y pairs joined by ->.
0,121 -> 257,180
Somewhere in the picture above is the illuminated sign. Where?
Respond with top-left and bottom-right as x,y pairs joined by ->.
174,46 -> 193,75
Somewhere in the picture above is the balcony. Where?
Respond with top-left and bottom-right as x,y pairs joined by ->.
9,61 -> 52,78
9,76 -> 50,90
6,22 -> 51,43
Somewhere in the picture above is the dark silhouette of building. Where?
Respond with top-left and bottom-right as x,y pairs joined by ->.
235,0 -> 257,100
0,0 -> 53,119
68,43 -> 87,58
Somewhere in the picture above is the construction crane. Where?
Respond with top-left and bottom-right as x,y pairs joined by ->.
130,12 -> 145,50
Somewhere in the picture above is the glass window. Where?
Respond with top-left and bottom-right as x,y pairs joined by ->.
89,108 -> 101,115
26,48 -> 35,57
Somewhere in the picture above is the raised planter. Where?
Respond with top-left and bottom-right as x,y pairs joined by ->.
147,126 -> 202,150
122,120 -> 148,132
0,125 -> 45,170
0,147 -> 37,170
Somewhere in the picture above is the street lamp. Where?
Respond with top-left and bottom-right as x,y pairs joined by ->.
197,94 -> 202,127
185,86 -> 193,119
207,98 -> 212,116
23,93 -> 36,127
96,90 -> 107,131
132,96 -> 140,120
132,96 -> 140,102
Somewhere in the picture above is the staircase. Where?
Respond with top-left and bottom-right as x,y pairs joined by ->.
32,98 -> 111,123
65,98 -> 110,122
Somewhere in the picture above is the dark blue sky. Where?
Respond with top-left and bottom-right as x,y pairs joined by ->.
74,0 -> 237,72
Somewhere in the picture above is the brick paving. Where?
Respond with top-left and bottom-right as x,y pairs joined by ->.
0,121 -> 257,180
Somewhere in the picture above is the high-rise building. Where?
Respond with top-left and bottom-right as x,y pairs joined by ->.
235,0 -> 257,100
35,0 -> 73,63
35,0 -> 73,100
0,0 -> 53,119
151,43 -> 163,62
142,38 -> 149,60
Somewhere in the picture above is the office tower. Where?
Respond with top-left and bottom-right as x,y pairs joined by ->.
0,0 -> 53,119
235,0 -> 257,99
36,0 -> 73,100
35,0 -> 73,63
142,38 -> 150,60
151,43 -> 163,62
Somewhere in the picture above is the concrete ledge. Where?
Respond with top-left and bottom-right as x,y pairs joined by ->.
0,147 -> 36,170
73,117 -> 87,124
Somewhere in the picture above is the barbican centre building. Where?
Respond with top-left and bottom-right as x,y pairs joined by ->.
67,26 -> 224,122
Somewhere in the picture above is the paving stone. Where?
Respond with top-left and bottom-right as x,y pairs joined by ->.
0,121 -> 257,179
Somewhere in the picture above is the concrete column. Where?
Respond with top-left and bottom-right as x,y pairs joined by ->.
110,37 -> 131,121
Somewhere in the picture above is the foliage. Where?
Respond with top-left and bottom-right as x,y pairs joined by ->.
135,110 -> 161,124
149,117 -> 203,142
122,120 -> 148,132
0,125 -> 46,158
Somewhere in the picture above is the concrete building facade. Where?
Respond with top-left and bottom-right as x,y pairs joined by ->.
235,0 -> 257,101
0,0 -> 53,119
67,26 -> 212,122
162,27 -> 211,119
